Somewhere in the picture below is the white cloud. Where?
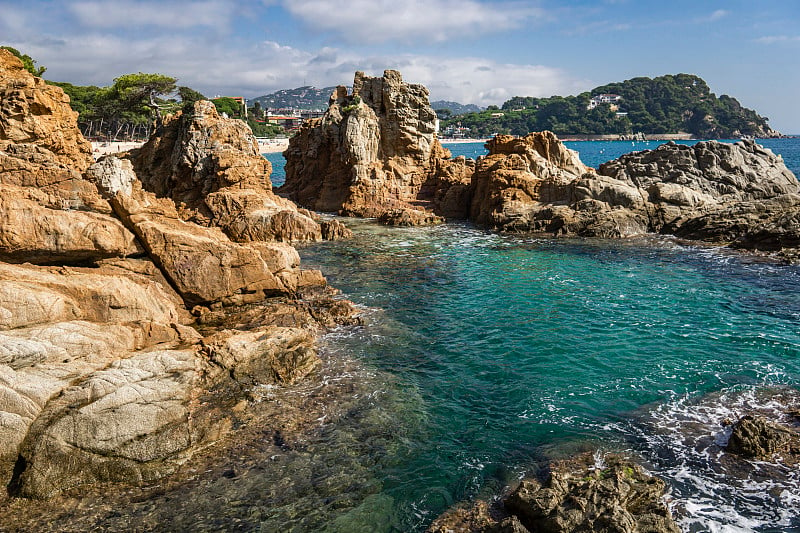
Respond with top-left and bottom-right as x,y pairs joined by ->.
282,0 -> 544,43
15,29 -> 584,107
68,0 -> 232,28
754,35 -> 800,45
708,9 -> 728,21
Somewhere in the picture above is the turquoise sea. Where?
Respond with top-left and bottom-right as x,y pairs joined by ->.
264,139 -> 800,532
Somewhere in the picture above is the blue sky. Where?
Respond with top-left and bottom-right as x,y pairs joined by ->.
2,0 -> 799,132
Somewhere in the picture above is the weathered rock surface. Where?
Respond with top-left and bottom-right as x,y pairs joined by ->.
0,49 -> 132,264
11,348 -> 220,500
725,415 -> 799,459
203,327 -> 319,385
280,70 -> 465,224
505,455 -> 679,533
0,55 -> 352,503
468,133 -> 800,253
428,454 -> 679,533
128,100 -> 321,242
0,185 -> 139,264
0,49 -> 93,172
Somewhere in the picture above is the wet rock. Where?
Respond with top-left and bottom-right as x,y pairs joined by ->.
725,415 -> 796,459
203,327 -> 319,385
504,454 -> 679,533
377,207 -> 444,227
320,219 -> 353,240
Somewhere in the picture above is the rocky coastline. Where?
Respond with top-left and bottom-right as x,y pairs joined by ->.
0,47 -> 359,507
2,52 -> 800,532
282,70 -> 800,263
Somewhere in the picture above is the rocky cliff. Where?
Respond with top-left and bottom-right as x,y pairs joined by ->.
0,49 -> 357,501
280,70 -> 466,224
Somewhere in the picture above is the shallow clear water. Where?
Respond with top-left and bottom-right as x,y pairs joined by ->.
265,138 -> 800,531
297,224 -> 800,532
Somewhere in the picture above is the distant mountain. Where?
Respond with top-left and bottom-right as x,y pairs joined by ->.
441,74 -> 776,139
252,88 -> 483,115
430,100 -> 483,115
251,86 -> 344,111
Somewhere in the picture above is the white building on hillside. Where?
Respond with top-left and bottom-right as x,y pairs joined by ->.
588,94 -> 622,110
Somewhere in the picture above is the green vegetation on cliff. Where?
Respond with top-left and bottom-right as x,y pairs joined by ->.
441,74 -> 773,138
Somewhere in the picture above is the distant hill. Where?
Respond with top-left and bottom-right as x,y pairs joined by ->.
430,100 -> 483,115
251,86 -> 343,111
441,74 -> 776,139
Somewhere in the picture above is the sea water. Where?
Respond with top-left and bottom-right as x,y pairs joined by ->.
261,139 -> 800,531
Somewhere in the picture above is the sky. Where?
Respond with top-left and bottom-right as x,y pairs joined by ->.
1,0 -> 799,132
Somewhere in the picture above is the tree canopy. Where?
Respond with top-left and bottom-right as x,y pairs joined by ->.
441,74 -> 771,138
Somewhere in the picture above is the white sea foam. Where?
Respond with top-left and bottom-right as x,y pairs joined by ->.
624,385 -> 800,531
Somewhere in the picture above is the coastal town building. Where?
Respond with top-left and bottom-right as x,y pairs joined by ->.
588,93 -> 622,110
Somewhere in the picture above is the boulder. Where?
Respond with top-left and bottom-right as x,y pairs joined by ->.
725,415 -> 797,459
106,180 -> 315,307
127,100 -> 320,242
281,70 -> 466,224
0,261 -> 196,488
320,219 -> 353,240
203,327 -> 319,385
10,348 -> 223,500
0,185 -> 139,264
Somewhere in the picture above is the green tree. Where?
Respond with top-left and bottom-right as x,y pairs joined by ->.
110,73 -> 177,124
212,97 -> 242,117
1,46 -> 46,76
177,86 -> 206,111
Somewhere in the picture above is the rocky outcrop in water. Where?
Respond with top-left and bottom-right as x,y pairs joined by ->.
468,133 -> 800,256
280,70 -> 467,224
429,453 -> 679,533
725,415 -> 800,459
0,50 -> 357,501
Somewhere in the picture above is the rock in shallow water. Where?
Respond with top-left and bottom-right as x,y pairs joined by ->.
725,415 -> 798,459
428,453 -> 680,533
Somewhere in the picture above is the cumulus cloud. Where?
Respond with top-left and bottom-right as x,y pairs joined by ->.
282,0 -> 544,43
68,0 -> 232,29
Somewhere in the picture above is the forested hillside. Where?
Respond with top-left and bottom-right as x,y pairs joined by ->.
441,74 -> 774,138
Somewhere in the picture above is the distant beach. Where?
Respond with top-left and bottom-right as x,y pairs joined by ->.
92,138 -> 290,157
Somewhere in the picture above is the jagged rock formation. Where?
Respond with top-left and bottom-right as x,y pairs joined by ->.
0,49 -> 132,264
468,133 -> 800,257
280,70 -> 465,224
428,454 -> 680,533
130,100 -> 322,242
0,50 -> 357,501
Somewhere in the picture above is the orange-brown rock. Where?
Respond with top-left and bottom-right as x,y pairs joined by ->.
106,180 -> 322,307
128,100 -> 321,242
281,70 -> 467,224
0,185 -> 140,264
0,49 -> 92,172
0,48 -> 135,264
